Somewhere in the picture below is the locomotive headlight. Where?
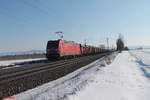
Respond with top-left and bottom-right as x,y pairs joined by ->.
47,49 -> 51,52
47,49 -> 58,53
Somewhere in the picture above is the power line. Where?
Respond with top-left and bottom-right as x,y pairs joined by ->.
17,0 -> 52,22
106,37 -> 109,50
18,0 -> 63,26
0,10 -> 30,24
35,0 -> 64,19
19,0 -> 50,16
0,1 -> 33,24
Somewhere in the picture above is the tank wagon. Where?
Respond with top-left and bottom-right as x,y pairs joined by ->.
46,39 -> 105,60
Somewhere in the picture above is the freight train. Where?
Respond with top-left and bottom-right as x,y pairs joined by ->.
46,39 -> 106,60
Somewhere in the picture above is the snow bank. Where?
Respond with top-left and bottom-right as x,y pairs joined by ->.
68,51 -> 150,100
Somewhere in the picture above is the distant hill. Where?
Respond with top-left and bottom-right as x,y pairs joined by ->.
128,46 -> 150,50
0,50 -> 46,57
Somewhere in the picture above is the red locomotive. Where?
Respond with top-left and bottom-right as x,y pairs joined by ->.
46,39 -> 105,60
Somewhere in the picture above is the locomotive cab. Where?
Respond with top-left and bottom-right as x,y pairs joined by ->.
46,40 -> 60,59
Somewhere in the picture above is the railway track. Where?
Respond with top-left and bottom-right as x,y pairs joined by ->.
0,52 -> 112,96
0,56 -> 87,76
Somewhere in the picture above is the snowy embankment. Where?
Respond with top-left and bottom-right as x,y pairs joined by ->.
13,51 -> 150,100
0,58 -> 46,67
13,53 -> 116,100
130,50 -> 150,77
68,51 -> 150,100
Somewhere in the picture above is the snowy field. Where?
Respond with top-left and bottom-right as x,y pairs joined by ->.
130,50 -> 150,77
0,58 -> 46,67
141,48 -> 150,53
11,51 -> 150,100
68,51 -> 150,100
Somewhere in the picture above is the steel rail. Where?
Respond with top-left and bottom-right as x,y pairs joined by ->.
0,56 -> 90,84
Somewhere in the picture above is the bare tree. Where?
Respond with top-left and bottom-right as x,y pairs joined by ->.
116,33 -> 124,52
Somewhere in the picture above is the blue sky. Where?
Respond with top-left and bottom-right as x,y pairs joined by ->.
0,0 -> 150,52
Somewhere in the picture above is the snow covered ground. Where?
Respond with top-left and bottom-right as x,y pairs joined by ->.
130,50 -> 150,65
141,48 -> 150,53
0,58 -> 46,67
130,50 -> 150,77
68,51 -> 150,100
12,51 -> 150,100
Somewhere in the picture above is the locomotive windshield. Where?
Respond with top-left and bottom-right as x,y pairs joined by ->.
47,41 -> 59,49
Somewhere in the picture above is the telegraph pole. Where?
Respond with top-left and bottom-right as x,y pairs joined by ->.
106,37 -> 109,50
84,39 -> 87,46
